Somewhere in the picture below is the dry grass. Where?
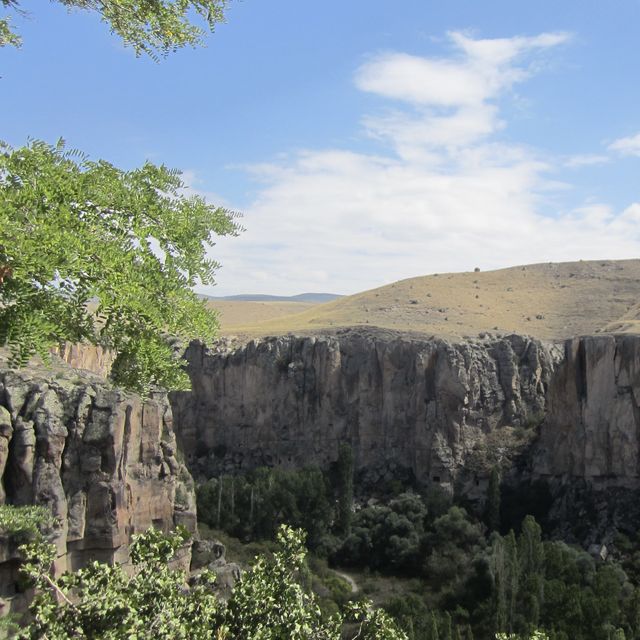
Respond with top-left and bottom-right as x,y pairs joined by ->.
212,259 -> 640,342
206,301 -> 318,331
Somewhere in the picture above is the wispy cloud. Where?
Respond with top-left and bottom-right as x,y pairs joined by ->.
564,154 -> 610,168
609,132 -> 640,157
207,31 -> 640,296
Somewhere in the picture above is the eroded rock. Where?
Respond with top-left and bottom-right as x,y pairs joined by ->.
0,365 -> 197,613
170,329 -> 562,489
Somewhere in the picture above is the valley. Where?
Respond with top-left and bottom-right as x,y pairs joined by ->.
3,260 -> 640,638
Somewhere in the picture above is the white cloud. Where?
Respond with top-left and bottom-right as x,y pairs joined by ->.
355,31 -> 570,109
205,32 -> 640,297
609,132 -> 640,157
564,154 -> 610,168
355,30 -> 570,158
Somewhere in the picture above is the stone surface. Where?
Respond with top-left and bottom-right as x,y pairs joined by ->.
50,343 -> 114,378
0,364 -> 197,611
190,538 -> 241,599
170,328 -> 563,490
172,331 -> 640,516
534,334 -> 640,485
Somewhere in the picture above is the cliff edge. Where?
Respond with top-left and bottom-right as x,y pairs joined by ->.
0,356 -> 196,614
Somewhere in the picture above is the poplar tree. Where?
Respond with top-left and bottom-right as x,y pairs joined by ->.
486,466 -> 501,532
518,516 -> 545,631
336,443 -> 354,535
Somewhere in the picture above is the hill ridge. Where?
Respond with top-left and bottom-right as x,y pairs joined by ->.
207,259 -> 640,341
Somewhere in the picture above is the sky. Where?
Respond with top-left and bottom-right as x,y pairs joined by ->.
3,1 -> 640,296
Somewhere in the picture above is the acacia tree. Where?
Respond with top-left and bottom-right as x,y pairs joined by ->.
0,139 -> 241,392
0,0 -> 240,392
1,1 -> 230,55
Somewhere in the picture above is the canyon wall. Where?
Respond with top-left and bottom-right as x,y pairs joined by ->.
534,334 -> 640,484
0,362 -> 196,612
4,329 -> 640,612
170,329 -> 563,490
170,329 -> 640,544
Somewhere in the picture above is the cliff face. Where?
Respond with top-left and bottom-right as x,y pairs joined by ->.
534,335 -> 640,484
170,329 -> 562,489
0,362 -> 196,609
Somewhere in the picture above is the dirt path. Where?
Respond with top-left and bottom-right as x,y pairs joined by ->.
332,569 -> 359,594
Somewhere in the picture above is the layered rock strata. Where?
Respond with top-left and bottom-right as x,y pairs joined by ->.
0,363 -> 196,610
170,329 -> 562,490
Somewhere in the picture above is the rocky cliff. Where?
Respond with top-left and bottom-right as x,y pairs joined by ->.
0,359 -> 196,612
170,329 -> 563,492
528,335 -> 640,545
534,334 -> 640,484
170,329 -> 640,545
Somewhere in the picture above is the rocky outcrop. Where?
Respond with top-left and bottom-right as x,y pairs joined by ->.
534,335 -> 640,485
190,538 -> 241,599
519,334 -> 640,545
170,329 -> 562,490
0,363 -> 196,611
50,343 -> 114,378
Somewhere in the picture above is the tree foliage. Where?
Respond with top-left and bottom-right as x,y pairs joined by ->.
0,139 -> 240,392
336,443 -> 354,536
1,0 -> 230,56
12,516 -> 406,640
197,467 -> 333,548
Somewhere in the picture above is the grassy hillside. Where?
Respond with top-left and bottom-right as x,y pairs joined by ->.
209,259 -> 640,341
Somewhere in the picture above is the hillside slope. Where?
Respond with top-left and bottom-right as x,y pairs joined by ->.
214,260 -> 640,341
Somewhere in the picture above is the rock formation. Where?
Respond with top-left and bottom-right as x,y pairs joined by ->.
170,328 -> 563,491
4,328 -> 640,614
0,360 -> 196,613
170,328 -> 640,545
190,538 -> 241,599
528,335 -> 640,545
534,334 -> 640,484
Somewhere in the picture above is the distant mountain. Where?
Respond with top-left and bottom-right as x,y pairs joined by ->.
201,292 -> 342,303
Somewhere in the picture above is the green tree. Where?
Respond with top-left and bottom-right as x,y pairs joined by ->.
424,506 -> 485,589
492,534 -> 508,634
1,0 -> 229,56
1,0 -> 238,392
518,516 -> 545,632
486,466 -> 501,533
426,612 -> 440,640
336,443 -> 354,536
0,139 -> 240,393
13,515 -> 407,640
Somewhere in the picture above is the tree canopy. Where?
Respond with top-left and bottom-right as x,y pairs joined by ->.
1,0 -> 230,56
6,513 -> 407,640
0,139 -> 240,392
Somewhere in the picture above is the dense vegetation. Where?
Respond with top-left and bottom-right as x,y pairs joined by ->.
0,505 -> 406,639
197,462 -> 640,640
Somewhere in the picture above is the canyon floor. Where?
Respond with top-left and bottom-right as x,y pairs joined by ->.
207,259 -> 640,342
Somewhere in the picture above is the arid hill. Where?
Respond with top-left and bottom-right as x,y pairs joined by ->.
208,259 -> 640,341
206,300 -> 318,330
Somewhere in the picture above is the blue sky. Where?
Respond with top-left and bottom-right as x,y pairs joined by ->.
3,1 -> 640,295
